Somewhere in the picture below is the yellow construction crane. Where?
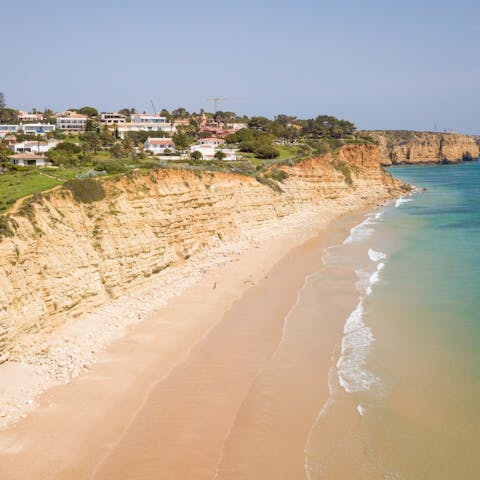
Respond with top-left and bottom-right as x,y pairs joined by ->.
207,97 -> 231,113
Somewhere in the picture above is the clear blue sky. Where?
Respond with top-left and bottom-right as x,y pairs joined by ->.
2,0 -> 479,133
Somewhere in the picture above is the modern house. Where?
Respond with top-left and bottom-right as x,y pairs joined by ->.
131,114 -> 167,124
144,137 -> 176,154
56,112 -> 88,131
23,123 -> 56,135
0,123 -> 55,136
190,142 -> 237,161
116,122 -> 176,138
9,139 -> 59,154
100,112 -> 127,125
9,152 -> 51,167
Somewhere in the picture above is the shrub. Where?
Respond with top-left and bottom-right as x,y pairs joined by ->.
64,178 -> 106,203
0,215 -> 13,238
255,144 -> 280,159
191,151 -> 203,161
268,169 -> 289,182
93,158 -> 128,173
331,160 -> 353,186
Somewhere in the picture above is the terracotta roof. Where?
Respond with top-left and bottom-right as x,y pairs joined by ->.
9,152 -> 44,159
147,138 -> 174,145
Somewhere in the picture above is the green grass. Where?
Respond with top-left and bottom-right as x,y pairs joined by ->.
0,171 -> 62,214
62,135 -> 81,144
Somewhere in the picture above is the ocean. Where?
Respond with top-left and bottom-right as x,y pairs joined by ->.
306,160 -> 480,479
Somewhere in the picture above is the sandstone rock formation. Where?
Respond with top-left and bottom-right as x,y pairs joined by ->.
369,131 -> 479,165
0,145 -> 403,362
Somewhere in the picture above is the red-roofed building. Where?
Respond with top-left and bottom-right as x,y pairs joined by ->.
144,137 -> 176,154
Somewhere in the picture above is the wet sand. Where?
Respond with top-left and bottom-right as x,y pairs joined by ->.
0,211 -> 368,480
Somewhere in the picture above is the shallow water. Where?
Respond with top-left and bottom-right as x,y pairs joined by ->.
307,160 -> 480,479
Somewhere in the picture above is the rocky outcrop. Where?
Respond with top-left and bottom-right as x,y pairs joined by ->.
369,131 -> 479,165
0,145 -> 403,362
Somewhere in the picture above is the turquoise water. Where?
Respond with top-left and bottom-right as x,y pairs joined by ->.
363,160 -> 480,478
307,160 -> 480,479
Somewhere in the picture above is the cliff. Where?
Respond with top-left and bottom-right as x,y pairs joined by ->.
369,131 -> 479,165
0,145 -> 403,362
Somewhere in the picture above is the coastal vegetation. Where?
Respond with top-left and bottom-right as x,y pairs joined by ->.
0,106 -> 378,215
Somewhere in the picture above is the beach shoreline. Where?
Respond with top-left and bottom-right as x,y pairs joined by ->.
0,197 -> 391,479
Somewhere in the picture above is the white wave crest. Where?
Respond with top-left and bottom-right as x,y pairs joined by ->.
343,217 -> 375,244
395,197 -> 412,208
337,299 -> 378,393
366,262 -> 385,296
368,248 -> 387,263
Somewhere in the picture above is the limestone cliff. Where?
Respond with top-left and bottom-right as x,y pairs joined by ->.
0,145 -> 403,362
369,131 -> 479,165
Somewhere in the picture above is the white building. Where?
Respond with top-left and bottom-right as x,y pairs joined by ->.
56,112 -> 88,131
190,144 -> 237,161
144,137 -> 176,154
0,125 -> 19,137
23,123 -> 56,135
9,139 -> 59,154
100,112 -> 126,124
197,137 -> 225,147
17,111 -> 44,122
116,122 -> 176,138
131,114 -> 167,124
0,123 -> 55,136
9,152 -> 51,167
190,144 -> 216,159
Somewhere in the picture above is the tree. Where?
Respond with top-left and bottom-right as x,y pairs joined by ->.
0,108 -> 18,124
46,142 -> 82,166
0,139 -> 10,163
213,111 -> 236,124
301,115 -> 356,138
214,150 -> 226,161
190,150 -> 203,161
248,116 -> 271,130
0,92 -> 5,111
119,108 -> 135,118
160,108 -> 171,120
254,144 -> 280,159
275,114 -> 297,126
82,132 -> 102,154
110,142 -> 124,158
76,106 -> 98,117
85,118 -> 99,132
121,137 -> 135,158
172,130 -> 192,152
99,125 -> 115,146
171,107 -> 189,119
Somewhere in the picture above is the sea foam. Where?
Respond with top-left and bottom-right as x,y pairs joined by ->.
395,197 -> 412,208
337,299 -> 378,393
343,217 -> 375,244
366,262 -> 385,296
368,248 -> 387,263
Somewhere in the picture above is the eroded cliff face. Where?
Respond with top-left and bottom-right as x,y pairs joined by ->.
370,131 -> 479,165
0,145 -> 402,361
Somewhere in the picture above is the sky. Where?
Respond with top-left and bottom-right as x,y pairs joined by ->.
1,0 -> 479,133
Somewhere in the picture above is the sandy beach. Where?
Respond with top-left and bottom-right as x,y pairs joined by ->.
0,204 -> 379,479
